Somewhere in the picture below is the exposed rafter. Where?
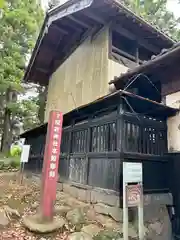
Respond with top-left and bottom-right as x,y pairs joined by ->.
112,24 -> 160,54
81,10 -> 106,24
51,26 -> 100,74
51,24 -> 69,35
68,15 -> 91,28
35,67 -> 49,74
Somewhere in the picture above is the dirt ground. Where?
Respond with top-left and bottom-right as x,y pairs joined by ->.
0,172 -> 137,240
0,173 -> 68,239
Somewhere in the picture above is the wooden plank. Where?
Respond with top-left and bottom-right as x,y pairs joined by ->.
68,15 -> 91,28
51,24 -> 69,35
112,24 -> 160,54
48,0 -> 94,25
81,10 -> 106,24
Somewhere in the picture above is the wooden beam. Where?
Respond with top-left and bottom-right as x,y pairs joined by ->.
112,24 -> 160,54
135,44 -> 139,64
35,67 -> 49,74
51,24 -> 68,35
81,10 -> 106,24
51,27 -> 98,74
112,46 -> 143,64
50,31 -> 83,72
60,20 -> 82,32
67,15 -> 91,28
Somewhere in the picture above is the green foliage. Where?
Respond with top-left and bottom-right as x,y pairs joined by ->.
123,0 -> 180,40
10,156 -> 20,168
0,156 -> 20,170
0,0 -> 43,94
10,145 -> 22,157
48,0 -> 60,9
0,0 -> 44,151
94,230 -> 122,240
0,0 -> 4,8
9,96 -> 40,131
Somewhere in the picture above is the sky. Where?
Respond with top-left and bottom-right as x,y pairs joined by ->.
167,0 -> 180,18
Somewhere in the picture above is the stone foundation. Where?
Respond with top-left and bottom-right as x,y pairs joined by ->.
59,181 -> 172,207
59,182 -> 173,240
30,174 -> 173,240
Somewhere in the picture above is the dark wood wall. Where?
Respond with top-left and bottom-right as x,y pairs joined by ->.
162,74 -> 180,97
24,97 -> 170,194
168,153 -> 180,237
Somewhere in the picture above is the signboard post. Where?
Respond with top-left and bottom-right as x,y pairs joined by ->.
40,111 -> 63,220
20,145 -> 30,184
123,162 -> 144,240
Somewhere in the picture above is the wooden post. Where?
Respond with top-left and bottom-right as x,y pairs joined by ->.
123,182 -> 129,240
138,183 -> 144,240
40,111 -> 63,220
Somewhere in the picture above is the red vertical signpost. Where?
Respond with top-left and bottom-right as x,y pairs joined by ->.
40,110 -> 63,220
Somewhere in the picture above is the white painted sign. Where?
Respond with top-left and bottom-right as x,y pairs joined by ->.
123,163 -> 144,240
20,145 -> 30,163
19,138 -> 26,145
123,162 -> 142,183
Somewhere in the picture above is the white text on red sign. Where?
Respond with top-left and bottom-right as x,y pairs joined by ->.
48,113 -> 62,178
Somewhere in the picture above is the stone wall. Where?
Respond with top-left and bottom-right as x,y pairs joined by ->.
30,174 -> 173,239
59,181 -> 173,240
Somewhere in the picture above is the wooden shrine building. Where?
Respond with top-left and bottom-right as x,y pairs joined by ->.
20,1 -> 180,238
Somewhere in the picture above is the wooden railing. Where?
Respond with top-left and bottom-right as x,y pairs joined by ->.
25,110 -> 169,193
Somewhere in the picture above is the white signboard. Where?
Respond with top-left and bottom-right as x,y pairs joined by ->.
123,162 -> 142,183
123,162 -> 144,240
20,145 -> 30,163
19,138 -> 26,146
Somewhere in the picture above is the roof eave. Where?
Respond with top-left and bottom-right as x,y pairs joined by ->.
111,0 -> 175,45
23,0 -> 175,84
109,44 -> 180,86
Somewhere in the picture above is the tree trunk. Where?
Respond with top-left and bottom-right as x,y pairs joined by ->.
1,89 -> 12,154
38,86 -> 47,124
1,108 -> 11,153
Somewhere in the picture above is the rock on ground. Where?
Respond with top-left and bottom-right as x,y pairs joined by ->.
67,232 -> 93,240
55,205 -> 72,216
66,208 -> 85,225
94,203 -> 123,222
0,210 -> 9,227
94,230 -> 123,240
81,224 -> 101,237
128,223 -> 138,239
95,214 -> 121,230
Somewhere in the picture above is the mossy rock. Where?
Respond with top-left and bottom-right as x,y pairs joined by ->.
66,208 -> 85,225
0,162 -> 4,170
93,230 -> 122,240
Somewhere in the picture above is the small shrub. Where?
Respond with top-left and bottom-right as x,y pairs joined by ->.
0,162 -> 4,170
10,158 -> 20,169
10,145 -> 22,157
